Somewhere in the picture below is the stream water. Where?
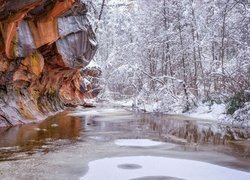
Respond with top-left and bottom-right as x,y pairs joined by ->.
0,106 -> 249,180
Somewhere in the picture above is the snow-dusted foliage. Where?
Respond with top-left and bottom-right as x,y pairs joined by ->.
87,0 -> 250,120
225,102 -> 250,127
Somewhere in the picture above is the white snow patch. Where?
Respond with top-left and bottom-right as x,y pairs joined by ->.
114,139 -> 165,147
69,108 -> 130,117
225,102 -> 250,126
69,110 -> 99,116
186,103 -> 226,121
85,60 -> 100,68
109,99 -> 134,107
142,102 -> 161,112
68,108 -> 133,122
81,156 -> 250,180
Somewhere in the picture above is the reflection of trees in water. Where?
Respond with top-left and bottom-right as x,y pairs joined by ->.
1,110 -> 250,160
136,113 -> 249,146
227,141 -> 250,158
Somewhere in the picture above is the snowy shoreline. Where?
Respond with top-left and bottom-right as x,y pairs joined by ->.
106,99 -> 249,127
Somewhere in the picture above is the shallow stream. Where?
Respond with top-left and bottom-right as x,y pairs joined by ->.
0,106 -> 249,179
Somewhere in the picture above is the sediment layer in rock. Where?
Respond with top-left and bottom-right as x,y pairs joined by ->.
0,0 -> 101,127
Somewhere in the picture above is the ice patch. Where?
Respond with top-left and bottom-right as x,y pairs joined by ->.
69,108 -> 130,117
68,108 -> 133,122
114,139 -> 165,147
69,110 -> 99,116
80,156 -> 250,180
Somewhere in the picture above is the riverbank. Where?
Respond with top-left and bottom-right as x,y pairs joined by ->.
107,99 -> 249,127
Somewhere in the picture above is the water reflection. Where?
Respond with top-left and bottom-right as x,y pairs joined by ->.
135,114 -> 224,145
0,111 -> 82,159
83,112 -> 225,145
0,107 -> 249,161
72,109 -> 250,157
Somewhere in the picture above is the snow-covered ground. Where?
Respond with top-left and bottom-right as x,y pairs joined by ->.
185,103 -> 227,122
72,100 -> 248,127
81,156 -> 250,180
108,100 -> 227,122
224,102 -> 250,127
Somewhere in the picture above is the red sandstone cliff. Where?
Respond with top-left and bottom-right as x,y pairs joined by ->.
0,0 -> 101,126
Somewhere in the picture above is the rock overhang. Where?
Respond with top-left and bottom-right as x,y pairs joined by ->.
0,0 -> 101,126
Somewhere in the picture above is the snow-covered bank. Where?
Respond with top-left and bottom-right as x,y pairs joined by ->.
185,102 -> 250,127
107,99 -> 249,126
185,103 -> 227,122
108,100 -> 227,121
224,102 -> 250,127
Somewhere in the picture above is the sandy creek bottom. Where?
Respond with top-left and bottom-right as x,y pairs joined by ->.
0,105 -> 249,180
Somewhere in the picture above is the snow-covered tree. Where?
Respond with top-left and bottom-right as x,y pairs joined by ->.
87,0 -> 250,116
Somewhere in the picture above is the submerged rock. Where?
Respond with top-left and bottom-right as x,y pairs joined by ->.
0,0 -> 101,127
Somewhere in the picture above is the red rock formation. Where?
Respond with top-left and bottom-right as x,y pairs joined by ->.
0,0 -> 101,127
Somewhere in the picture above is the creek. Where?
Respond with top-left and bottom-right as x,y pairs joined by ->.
0,106 -> 249,179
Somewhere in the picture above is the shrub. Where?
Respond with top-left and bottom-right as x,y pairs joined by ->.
227,92 -> 248,115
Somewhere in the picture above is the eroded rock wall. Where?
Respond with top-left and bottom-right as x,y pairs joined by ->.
0,0 -> 101,127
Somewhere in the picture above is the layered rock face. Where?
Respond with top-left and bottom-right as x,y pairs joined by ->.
0,0 -> 101,127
